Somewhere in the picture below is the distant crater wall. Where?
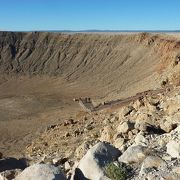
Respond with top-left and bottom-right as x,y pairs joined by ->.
0,32 -> 179,93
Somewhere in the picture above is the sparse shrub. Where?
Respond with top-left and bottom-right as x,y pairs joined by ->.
105,162 -> 127,180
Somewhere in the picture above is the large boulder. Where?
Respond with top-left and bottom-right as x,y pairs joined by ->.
134,120 -> 150,132
75,140 -> 98,160
118,145 -> 151,164
117,121 -> 134,134
100,126 -> 113,143
134,133 -> 148,146
164,95 -> 180,115
160,119 -> 177,133
166,140 -> 180,158
71,142 -> 121,180
15,164 -> 66,180
140,156 -> 166,175
134,120 -> 165,134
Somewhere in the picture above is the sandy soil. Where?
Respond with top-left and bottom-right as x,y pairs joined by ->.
0,76 -> 102,157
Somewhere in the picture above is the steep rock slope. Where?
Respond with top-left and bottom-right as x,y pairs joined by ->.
0,32 -> 179,99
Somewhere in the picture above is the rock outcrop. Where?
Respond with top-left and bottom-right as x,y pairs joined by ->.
118,145 -> 151,164
15,164 -> 66,180
71,142 -> 120,180
166,140 -> 180,158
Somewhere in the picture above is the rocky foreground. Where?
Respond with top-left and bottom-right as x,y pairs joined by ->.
0,86 -> 180,180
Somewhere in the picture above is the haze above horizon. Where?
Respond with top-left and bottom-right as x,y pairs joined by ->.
0,0 -> 180,31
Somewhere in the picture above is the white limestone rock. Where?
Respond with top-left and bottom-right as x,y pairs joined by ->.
166,140 -> 180,158
72,142 -> 121,180
15,164 -> 66,180
118,145 -> 151,164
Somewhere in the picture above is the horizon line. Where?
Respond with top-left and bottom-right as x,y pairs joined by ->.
1,29 -> 180,33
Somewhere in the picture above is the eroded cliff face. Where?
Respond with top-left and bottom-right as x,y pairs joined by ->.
136,32 -> 180,70
136,33 -> 180,85
0,32 -> 179,96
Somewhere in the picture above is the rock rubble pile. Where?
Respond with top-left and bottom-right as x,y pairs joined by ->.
0,87 -> 179,179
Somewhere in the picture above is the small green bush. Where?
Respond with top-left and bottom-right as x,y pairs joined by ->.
105,162 -> 127,180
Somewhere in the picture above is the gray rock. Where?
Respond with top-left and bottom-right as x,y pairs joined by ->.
134,133 -> 148,146
64,161 -> 71,171
135,121 -> 165,134
162,155 -> 172,161
140,156 -> 166,175
113,137 -> 125,149
145,173 -> 164,180
118,145 -> 151,164
75,140 -> 98,159
0,169 -> 22,180
158,138 -> 167,148
72,142 -> 121,180
160,120 -> 177,133
172,166 -> 180,174
134,120 -> 150,132
166,140 -> 180,158
100,126 -> 113,143
162,172 -> 180,180
117,121 -> 134,134
15,164 -> 66,180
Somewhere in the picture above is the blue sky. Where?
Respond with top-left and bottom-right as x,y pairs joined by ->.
0,0 -> 179,31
